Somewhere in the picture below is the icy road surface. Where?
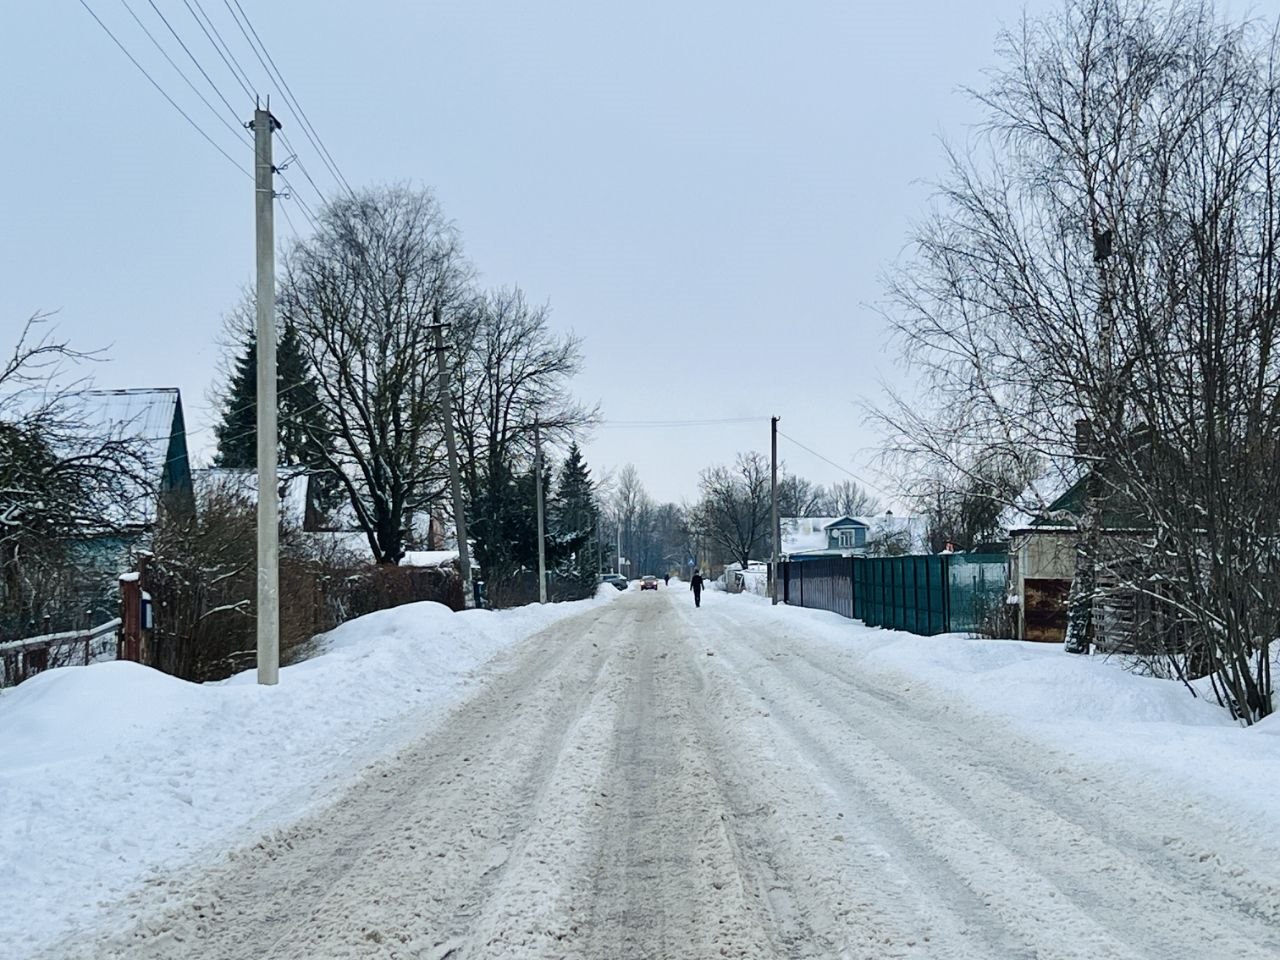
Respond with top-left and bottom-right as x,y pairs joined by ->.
53,589 -> 1280,959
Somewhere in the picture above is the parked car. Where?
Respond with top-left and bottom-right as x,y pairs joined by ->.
640,575 -> 659,591
598,573 -> 628,591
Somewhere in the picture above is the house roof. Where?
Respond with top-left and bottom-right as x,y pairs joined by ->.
781,514 -> 929,556
1032,472 -> 1146,529
64,388 -> 188,528
824,516 -> 869,529
192,467 -> 311,529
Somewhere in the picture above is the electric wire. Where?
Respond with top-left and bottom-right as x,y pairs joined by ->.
230,0 -> 354,197
275,170 -> 320,231
277,198 -> 300,239
221,0 -> 355,198
115,0 -> 248,145
775,428 -> 896,501
598,416 -> 763,428
181,0 -> 257,103
277,132 -> 331,208
77,0 -> 250,178
143,0 -> 246,125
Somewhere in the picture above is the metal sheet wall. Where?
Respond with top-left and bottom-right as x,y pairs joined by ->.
781,553 -> 1006,637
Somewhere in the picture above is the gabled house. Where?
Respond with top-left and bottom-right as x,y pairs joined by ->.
780,514 -> 928,560
74,387 -> 195,529
56,388 -> 195,625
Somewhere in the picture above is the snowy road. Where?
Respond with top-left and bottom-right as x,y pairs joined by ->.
51,589 -> 1280,959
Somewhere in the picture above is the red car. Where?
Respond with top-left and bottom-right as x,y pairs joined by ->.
640,575 -> 659,590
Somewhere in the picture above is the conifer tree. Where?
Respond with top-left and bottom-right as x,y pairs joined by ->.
214,322 -> 329,471
552,443 -> 598,598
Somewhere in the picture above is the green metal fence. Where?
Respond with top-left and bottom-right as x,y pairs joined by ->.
780,553 -> 1008,636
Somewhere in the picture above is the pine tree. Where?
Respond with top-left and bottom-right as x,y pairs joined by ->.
552,443 -> 599,599
214,323 -> 329,471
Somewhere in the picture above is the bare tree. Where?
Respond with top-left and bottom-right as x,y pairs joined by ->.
1,315 -> 146,632
777,473 -> 827,518
821,478 -> 882,518
449,286 -> 597,585
281,185 -> 471,564
696,452 -> 772,569
611,464 -> 648,578
876,0 -> 1280,721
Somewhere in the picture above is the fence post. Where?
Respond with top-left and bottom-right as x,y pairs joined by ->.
941,553 -> 951,633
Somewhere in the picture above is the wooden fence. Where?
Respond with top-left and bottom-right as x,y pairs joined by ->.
0,618 -> 121,688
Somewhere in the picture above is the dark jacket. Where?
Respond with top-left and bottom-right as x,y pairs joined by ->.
690,573 -> 704,592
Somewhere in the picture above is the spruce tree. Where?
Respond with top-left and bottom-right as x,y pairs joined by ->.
214,322 -> 330,471
552,443 -> 599,599
214,335 -> 258,468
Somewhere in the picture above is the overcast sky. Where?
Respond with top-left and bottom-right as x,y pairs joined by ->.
2,1 -> 1054,505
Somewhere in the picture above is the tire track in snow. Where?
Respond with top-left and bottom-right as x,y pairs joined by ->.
690,598 -> 1280,959
36,590 -> 1280,959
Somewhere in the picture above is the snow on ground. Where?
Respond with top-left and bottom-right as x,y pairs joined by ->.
0,588 -> 619,959
720,590 -> 1280,838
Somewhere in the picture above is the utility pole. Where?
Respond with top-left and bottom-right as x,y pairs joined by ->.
431,311 -> 474,609
616,518 -> 622,576
770,415 -> 780,605
251,105 -> 280,686
534,416 -> 547,603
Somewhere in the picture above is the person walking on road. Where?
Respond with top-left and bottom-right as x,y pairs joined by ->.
690,569 -> 704,607
663,573 -> 670,586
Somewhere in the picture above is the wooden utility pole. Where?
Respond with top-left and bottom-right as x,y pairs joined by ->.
770,415 -> 780,604
251,105 -> 280,685
534,417 -> 547,603
431,312 -> 474,608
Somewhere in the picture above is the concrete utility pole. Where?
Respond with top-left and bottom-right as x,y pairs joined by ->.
770,415 -> 780,605
251,105 -> 281,686
534,417 -> 547,603
431,312 -> 474,609
616,520 -> 622,576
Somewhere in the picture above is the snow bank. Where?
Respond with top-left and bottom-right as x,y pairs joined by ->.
0,590 -> 617,958
728,593 -> 1280,836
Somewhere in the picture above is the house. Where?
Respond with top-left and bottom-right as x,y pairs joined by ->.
780,514 -> 928,560
75,387 -> 195,528
1008,472 -> 1149,644
55,388 -> 195,626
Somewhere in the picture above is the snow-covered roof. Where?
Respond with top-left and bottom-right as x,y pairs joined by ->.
781,517 -> 839,554
192,467 -> 311,529
401,550 -> 460,568
781,514 -> 930,556
60,388 -> 187,527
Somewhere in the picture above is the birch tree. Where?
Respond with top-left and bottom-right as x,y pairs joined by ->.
876,0 -> 1280,721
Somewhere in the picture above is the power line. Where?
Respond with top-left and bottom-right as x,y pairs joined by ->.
775,428 -> 896,501
277,197 -> 300,239
221,0 -> 354,198
275,170 -> 319,231
277,132 -> 330,207
182,0 -> 256,103
115,0 -> 247,144
143,0 -> 245,126
598,416 -> 763,428
77,0 -> 250,178
230,0 -> 354,197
